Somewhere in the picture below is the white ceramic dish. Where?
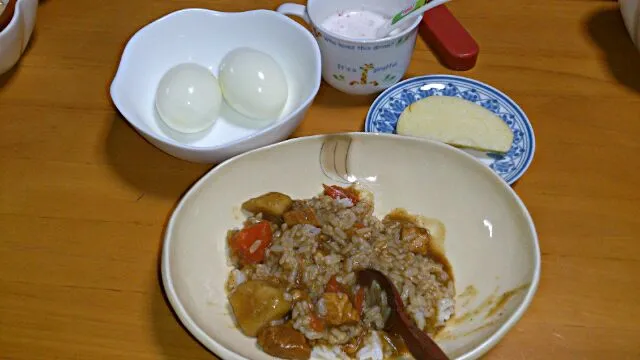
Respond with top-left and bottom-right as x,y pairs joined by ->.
0,0 -> 37,75
161,133 -> 541,360
110,8 -> 322,163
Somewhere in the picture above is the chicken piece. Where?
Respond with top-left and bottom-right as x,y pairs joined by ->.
290,289 -> 309,302
228,280 -> 292,336
257,324 -> 312,360
401,225 -> 431,256
320,292 -> 360,326
283,202 -> 320,227
383,208 -> 415,225
242,192 -> 293,222
342,332 -> 366,357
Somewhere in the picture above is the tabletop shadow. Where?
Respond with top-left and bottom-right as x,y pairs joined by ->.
104,113 -> 211,199
0,66 -> 18,91
585,8 -> 640,93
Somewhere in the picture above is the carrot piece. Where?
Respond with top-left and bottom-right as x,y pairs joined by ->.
309,313 -> 325,332
322,184 -> 359,204
326,275 -> 346,293
229,221 -> 272,265
354,223 -> 365,229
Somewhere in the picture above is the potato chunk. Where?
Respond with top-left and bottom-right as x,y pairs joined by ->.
242,192 -> 293,222
283,202 -> 320,227
401,225 -> 431,256
257,324 -> 311,360
320,293 -> 359,326
229,280 -> 291,336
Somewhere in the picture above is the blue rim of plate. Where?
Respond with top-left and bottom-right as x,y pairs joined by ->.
365,75 -> 535,185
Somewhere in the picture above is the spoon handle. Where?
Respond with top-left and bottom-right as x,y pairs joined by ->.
357,269 -> 450,360
390,0 -> 428,25
377,0 -> 451,38
387,304 -> 450,360
419,4 -> 479,71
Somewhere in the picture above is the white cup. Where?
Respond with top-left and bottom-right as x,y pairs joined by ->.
277,0 -> 421,95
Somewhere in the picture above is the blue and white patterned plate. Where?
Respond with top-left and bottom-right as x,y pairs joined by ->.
365,75 -> 535,185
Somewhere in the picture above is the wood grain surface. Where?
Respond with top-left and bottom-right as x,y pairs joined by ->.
1,0 -> 639,359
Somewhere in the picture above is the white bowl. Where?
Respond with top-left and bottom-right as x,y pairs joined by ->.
110,8 -> 321,163
161,133 -> 541,360
0,0 -> 37,75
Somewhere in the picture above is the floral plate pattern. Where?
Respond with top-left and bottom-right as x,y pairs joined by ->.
365,75 -> 535,185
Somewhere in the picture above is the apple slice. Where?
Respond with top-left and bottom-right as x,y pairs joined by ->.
396,96 -> 514,154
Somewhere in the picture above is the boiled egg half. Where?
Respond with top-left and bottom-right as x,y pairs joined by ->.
155,63 -> 222,134
219,48 -> 289,121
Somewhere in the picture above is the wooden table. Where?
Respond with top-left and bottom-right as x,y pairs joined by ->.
1,0 -> 639,359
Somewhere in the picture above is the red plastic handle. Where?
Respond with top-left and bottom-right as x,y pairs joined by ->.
419,5 -> 479,71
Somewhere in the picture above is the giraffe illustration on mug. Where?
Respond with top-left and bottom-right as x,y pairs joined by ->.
349,63 -> 379,86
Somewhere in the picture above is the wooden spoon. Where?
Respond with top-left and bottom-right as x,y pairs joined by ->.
357,269 -> 450,360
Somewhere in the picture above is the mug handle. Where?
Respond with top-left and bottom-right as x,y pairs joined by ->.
276,3 -> 311,24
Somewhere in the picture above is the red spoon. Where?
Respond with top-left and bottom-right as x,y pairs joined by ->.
419,4 -> 479,71
357,269 -> 450,360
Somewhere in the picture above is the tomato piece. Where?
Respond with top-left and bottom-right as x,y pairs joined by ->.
229,221 -> 272,265
309,313 -> 325,332
353,223 -> 365,229
322,184 -> 359,204
354,287 -> 365,314
325,275 -> 346,293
